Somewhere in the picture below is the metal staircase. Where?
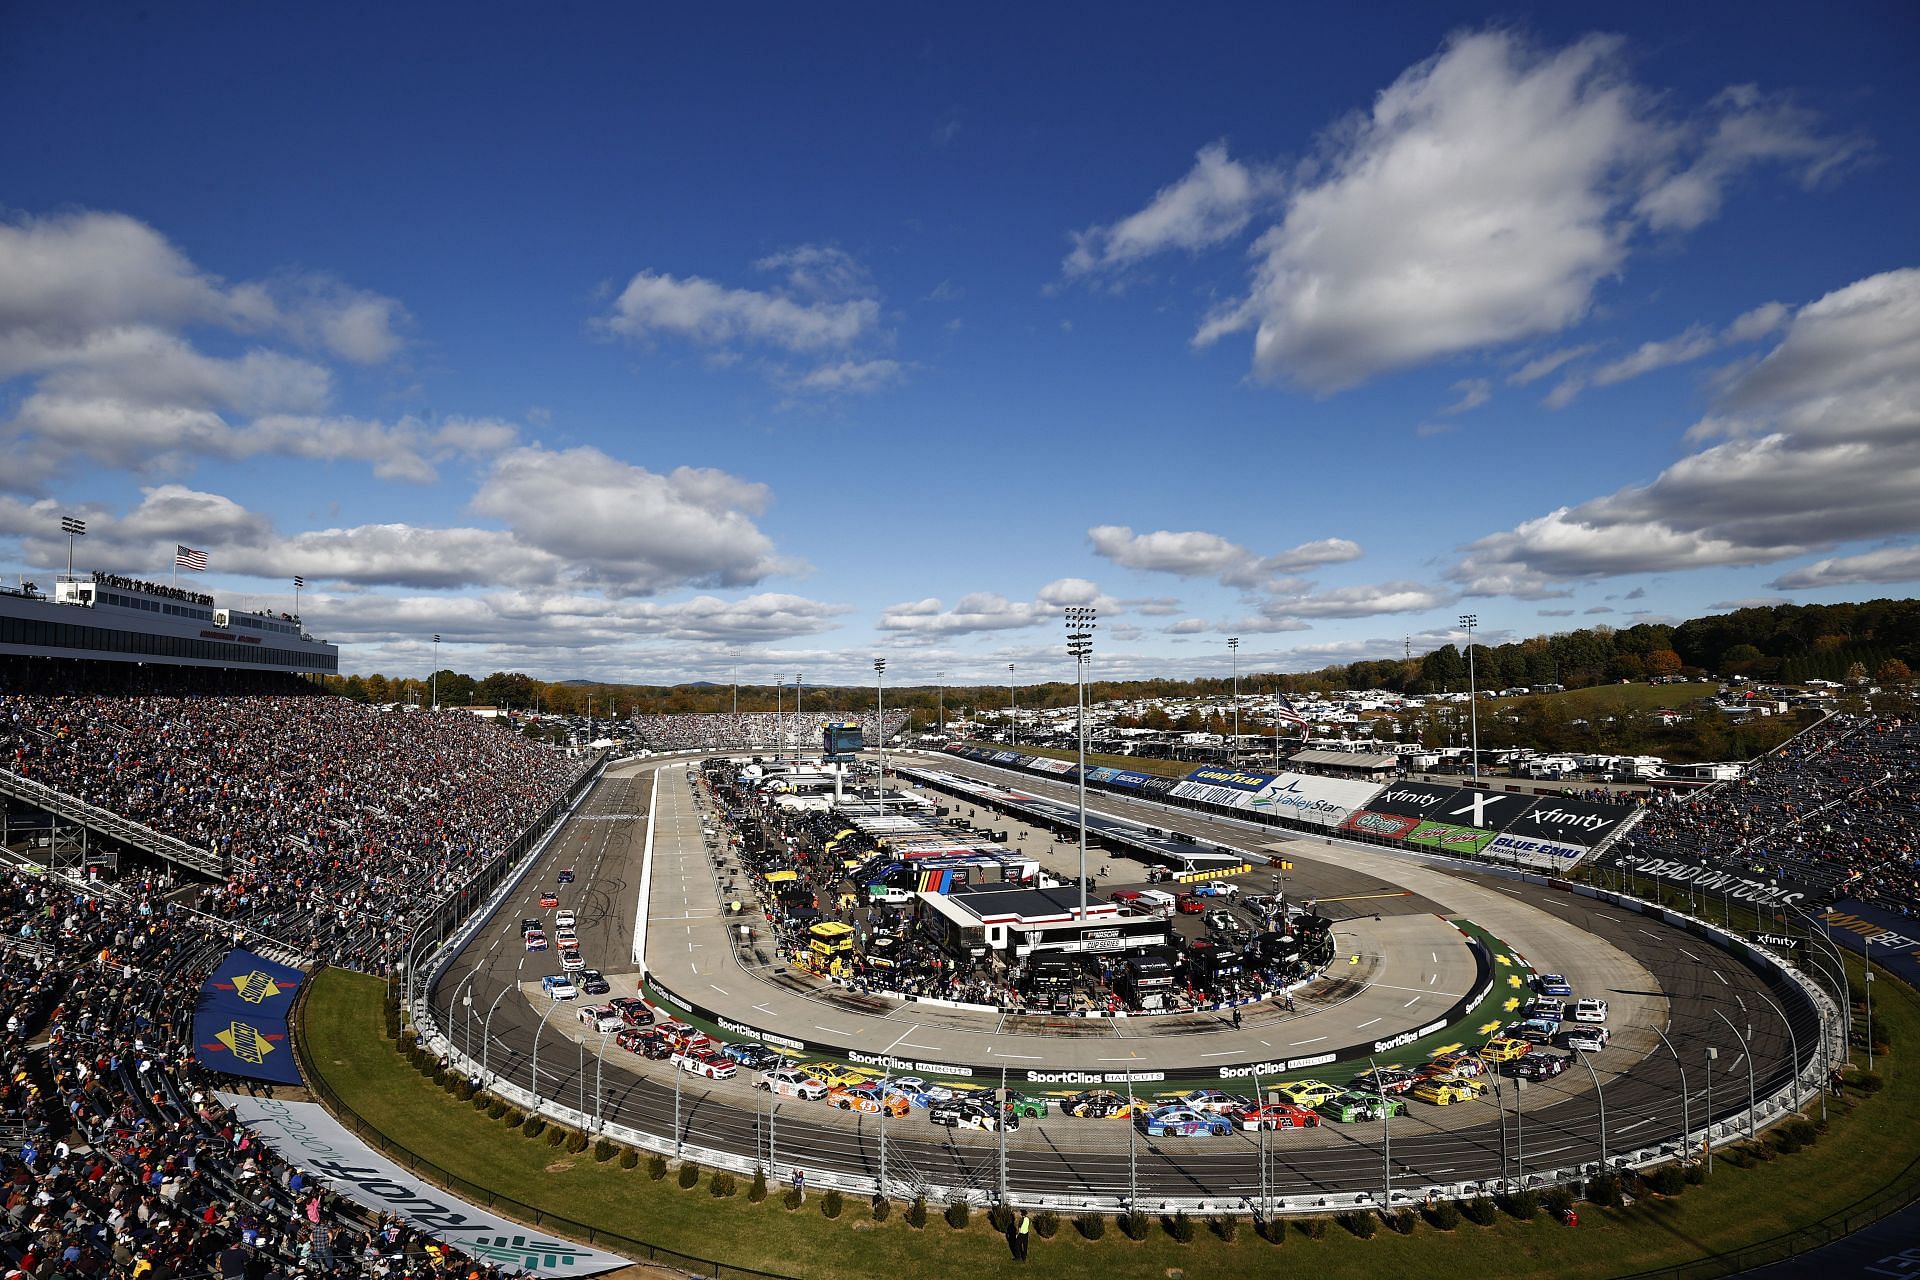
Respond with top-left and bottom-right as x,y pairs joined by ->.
0,765 -> 221,877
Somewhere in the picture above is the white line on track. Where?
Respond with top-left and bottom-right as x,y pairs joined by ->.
1404,996 -> 1422,1007
1201,1050 -> 1242,1058
1289,1036 -> 1326,1046
988,1051 -> 1040,1060
1357,1018 -> 1381,1028
815,1026 -> 858,1036
1714,971 -> 1729,985
709,984 -> 728,996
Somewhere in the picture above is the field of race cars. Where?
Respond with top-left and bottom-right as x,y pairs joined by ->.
416,750 -> 1835,1214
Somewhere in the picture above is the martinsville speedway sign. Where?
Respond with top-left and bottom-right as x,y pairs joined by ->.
220,1096 -> 630,1275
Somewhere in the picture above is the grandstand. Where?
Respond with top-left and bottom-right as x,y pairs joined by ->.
630,709 -> 909,753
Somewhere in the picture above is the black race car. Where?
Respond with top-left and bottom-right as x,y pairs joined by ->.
1063,1089 -> 1127,1119
520,918 -> 542,935
1506,1051 -> 1572,1080
578,969 -> 611,996
557,867 -> 576,883
929,1098 -> 1017,1131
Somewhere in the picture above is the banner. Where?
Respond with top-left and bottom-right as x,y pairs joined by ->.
1246,774 -> 1384,827
192,948 -> 306,1085
1086,766 -> 1150,788
1341,810 -> 1422,840
1362,783 -> 1460,820
1025,758 -> 1075,775
1485,832 -> 1589,867
1404,820 -> 1498,853
1178,766 -> 1277,792
1501,796 -> 1634,847
1430,788 -> 1534,832
219,1096 -> 630,1275
1819,901 -> 1920,989
1137,776 -> 1179,796
1607,851 -> 1817,908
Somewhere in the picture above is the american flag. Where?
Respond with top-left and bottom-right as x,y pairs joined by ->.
174,545 -> 208,572
1273,690 -> 1310,733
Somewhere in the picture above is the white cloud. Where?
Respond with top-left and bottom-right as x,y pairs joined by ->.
795,358 -> 903,393
877,592 -> 1049,637
1191,32 -> 1857,392
1508,344 -> 1597,386
1443,378 -> 1491,414
1769,547 -> 1920,591
603,245 -> 881,355
1415,421 -> 1457,438
1537,608 -> 1576,617
471,445 -> 786,596
1063,141 -> 1282,278
1119,595 -> 1183,616
1455,268 -> 1920,594
1547,300 -> 1789,406
1088,524 -> 1361,587
1166,618 -> 1210,635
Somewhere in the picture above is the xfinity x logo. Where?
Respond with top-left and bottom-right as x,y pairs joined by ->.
1447,792 -> 1513,828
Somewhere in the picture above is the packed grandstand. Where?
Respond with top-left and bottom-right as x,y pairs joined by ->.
628,710 -> 909,753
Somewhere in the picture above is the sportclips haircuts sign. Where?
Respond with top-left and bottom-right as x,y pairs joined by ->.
219,1096 -> 630,1275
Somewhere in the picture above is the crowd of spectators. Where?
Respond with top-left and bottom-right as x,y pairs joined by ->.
0,684 -> 590,973
0,864 -> 513,1280
630,711 -> 908,754
1618,714 -> 1920,907
90,574 -> 215,610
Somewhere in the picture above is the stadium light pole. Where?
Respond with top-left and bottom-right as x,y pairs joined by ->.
1750,986 -> 1803,1113
431,634 -> 440,710
795,672 -> 803,759
60,515 -> 85,579
776,680 -> 784,759
1866,941 -> 1876,1066
1459,615 -> 1479,779
1650,1023 -> 1691,1157
593,1027 -> 613,1131
1714,1008 -> 1755,1141
1705,1047 -> 1718,1171
1273,681 -> 1282,771
480,956 -> 526,1087
530,996 -> 561,1108
1228,637 -> 1239,763
878,1069 -> 890,1200
1008,663 -> 1016,745
936,671 -> 945,736
1252,1067 -> 1268,1222
1576,1050 -> 1608,1174
874,658 -> 887,808
1066,607 -> 1096,919
1125,1075 -> 1138,1214
1366,1054 -> 1391,1208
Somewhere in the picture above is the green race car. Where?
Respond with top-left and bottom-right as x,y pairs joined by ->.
1318,1091 -> 1407,1123
998,1090 -> 1051,1120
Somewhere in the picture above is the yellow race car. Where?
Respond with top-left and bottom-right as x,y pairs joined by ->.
1478,1036 -> 1532,1064
797,1061 -> 874,1090
1273,1079 -> 1344,1109
1411,1078 -> 1479,1106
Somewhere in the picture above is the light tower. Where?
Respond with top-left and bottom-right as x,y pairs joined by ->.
60,515 -> 85,579
1066,607 -> 1096,919
1459,614 -> 1479,779
873,657 -> 887,808
1228,635 -> 1240,762
1007,663 -> 1016,745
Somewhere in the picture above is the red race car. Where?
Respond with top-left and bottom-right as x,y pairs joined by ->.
1230,1102 -> 1322,1131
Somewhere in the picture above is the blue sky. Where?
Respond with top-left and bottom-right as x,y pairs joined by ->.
3,3 -> 1917,686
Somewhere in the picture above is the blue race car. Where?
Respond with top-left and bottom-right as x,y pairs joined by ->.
1140,1106 -> 1233,1137
1534,973 -> 1574,997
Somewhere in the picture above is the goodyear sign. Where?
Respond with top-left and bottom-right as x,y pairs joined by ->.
192,948 -> 306,1085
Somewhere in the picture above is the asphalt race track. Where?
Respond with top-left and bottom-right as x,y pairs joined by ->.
429,754 -> 1822,1209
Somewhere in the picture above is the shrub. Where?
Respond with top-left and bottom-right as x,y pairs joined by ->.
1167,1211 -> 1194,1243
1032,1210 -> 1059,1240
1500,1189 -> 1539,1221
944,1198 -> 971,1230
1585,1174 -> 1620,1206
748,1167 -> 767,1202
710,1171 -> 736,1198
1254,1215 -> 1285,1243
1426,1199 -> 1461,1231
1858,1071 -> 1886,1093
470,1093 -> 490,1111
566,1129 -> 590,1154
546,1126 -> 568,1148
454,1080 -> 474,1101
1075,1212 -> 1106,1241
1462,1196 -> 1498,1226
1543,1186 -> 1575,1216
647,1153 -> 668,1181
783,1187 -> 803,1212
592,1138 -> 616,1163
1297,1216 -> 1329,1240
1771,1126 -> 1804,1154
620,1148 -> 639,1171
905,1197 -> 928,1229
1786,1119 -> 1819,1147
870,1195 -> 890,1222
1387,1208 -> 1417,1235
1337,1210 -> 1378,1239
521,1116 -> 546,1139
1648,1165 -> 1688,1196
821,1189 -> 843,1219
1208,1213 -> 1238,1242
1684,1161 -> 1706,1185
501,1108 -> 524,1129
677,1163 -> 700,1189
487,1099 -> 509,1119
988,1204 -> 1013,1233
1120,1211 -> 1149,1240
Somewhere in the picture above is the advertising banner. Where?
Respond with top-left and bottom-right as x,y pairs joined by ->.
1404,821 -> 1498,854
1608,851 -> 1817,908
1178,766 -> 1278,792
991,750 -> 1023,764
1341,810 -> 1422,840
1025,758 -> 1075,775
1819,901 -> 1920,989
191,948 -> 306,1085
1247,774 -> 1384,827
1430,788 -> 1535,832
219,1096 -> 630,1276
1501,797 -> 1634,847
1362,783 -> 1461,820
1137,776 -> 1179,796
1485,832 -> 1589,868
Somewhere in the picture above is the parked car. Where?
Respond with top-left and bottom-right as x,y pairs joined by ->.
1201,880 -> 1240,897
1175,892 -> 1206,914
539,974 -> 577,1000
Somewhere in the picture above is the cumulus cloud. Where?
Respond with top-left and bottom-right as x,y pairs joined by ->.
1769,547 -> 1920,590
877,592 -> 1049,637
1508,344 -> 1597,386
1187,32 -> 1858,392
1443,378 -> 1491,415
794,358 -> 903,393
1120,595 -> 1183,616
1063,142 -> 1283,278
1166,618 -> 1210,635
1545,300 -> 1790,406
1454,268 -> 1920,595
1088,524 -> 1361,587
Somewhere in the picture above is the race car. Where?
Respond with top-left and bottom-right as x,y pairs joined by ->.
1508,1017 -> 1562,1044
1230,1102 -> 1321,1131
1140,1106 -> 1232,1138
888,1075 -> 956,1106
555,923 -> 578,942
831,1082 -> 909,1116
557,867 -> 575,883
1423,1051 -> 1484,1079
524,929 -> 548,952
1411,1077 -> 1479,1106
1558,1025 -> 1610,1052
721,1042 -> 783,1071
759,1068 -> 829,1100
1273,1079 -> 1344,1109
929,1098 -> 1014,1131
577,969 -> 610,996
673,1048 -> 738,1080
1203,909 -> 1247,938
1425,1071 -> 1490,1097
1318,1091 -> 1407,1123
520,917 -> 542,935
617,1028 -> 672,1059
539,974 -> 577,1000
796,1061 -> 873,1090
1506,1050 -> 1572,1080
1573,997 -> 1609,1023
1062,1090 -> 1132,1119
1175,1088 -> 1250,1115
608,996 -> 653,1027
656,1021 -> 711,1054
1534,973 -> 1574,997
559,949 -> 585,972
538,891 -> 560,910
1531,997 -> 1568,1021
1478,1036 -> 1532,1064
1175,892 -> 1206,914
997,1090 -> 1050,1120
556,909 -> 577,929
1349,1065 -> 1422,1096
576,1004 -> 622,1033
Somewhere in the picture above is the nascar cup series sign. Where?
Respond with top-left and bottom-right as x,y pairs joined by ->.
220,1096 -> 629,1275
